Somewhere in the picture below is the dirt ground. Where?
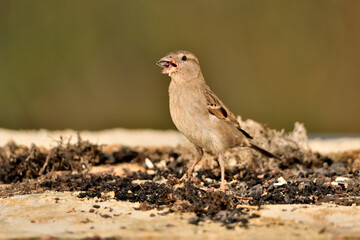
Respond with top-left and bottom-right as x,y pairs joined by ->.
0,126 -> 360,239
3,191 -> 359,240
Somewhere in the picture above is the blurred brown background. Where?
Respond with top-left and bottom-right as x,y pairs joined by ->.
0,1 -> 359,133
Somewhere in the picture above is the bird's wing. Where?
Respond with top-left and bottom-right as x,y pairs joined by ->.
204,88 -> 253,139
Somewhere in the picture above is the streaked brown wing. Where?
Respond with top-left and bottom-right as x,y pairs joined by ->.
204,88 -> 253,139
204,89 -> 239,126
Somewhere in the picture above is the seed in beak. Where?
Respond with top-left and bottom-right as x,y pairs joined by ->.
156,61 -> 170,68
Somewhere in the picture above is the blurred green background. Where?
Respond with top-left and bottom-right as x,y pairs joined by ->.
1,1 -> 359,133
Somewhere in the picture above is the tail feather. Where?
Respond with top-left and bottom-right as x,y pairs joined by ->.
237,127 -> 253,139
250,143 -> 279,159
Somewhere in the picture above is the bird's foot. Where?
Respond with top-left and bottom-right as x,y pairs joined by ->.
219,184 -> 229,192
180,174 -> 190,182
180,174 -> 201,185
207,185 -> 229,192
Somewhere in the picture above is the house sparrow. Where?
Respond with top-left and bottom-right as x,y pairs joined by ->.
156,50 -> 278,190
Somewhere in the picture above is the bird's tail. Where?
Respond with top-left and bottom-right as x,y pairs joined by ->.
250,143 -> 280,159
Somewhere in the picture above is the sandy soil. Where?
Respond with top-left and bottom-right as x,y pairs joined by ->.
3,191 -> 358,240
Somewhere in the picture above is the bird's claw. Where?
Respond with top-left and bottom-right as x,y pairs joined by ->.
180,174 -> 202,185
220,184 -> 230,191
180,174 -> 190,182
207,185 -> 229,192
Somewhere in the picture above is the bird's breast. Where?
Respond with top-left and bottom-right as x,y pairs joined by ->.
169,84 -> 206,137
169,85 -> 206,132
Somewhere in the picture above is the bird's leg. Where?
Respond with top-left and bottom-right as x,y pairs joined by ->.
218,152 -> 229,191
180,146 -> 203,181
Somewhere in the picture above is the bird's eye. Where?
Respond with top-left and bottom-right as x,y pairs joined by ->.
182,55 -> 187,61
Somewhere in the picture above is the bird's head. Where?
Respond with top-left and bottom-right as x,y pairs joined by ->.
156,50 -> 201,80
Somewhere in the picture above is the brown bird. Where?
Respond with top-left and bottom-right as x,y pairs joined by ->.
156,50 -> 278,190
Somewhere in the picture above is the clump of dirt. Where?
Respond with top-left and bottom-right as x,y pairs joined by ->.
1,130 -> 360,228
36,174 -> 261,227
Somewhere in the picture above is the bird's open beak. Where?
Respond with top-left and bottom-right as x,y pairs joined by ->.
156,57 -> 178,75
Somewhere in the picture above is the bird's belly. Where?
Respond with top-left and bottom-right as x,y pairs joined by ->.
169,99 -> 241,153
